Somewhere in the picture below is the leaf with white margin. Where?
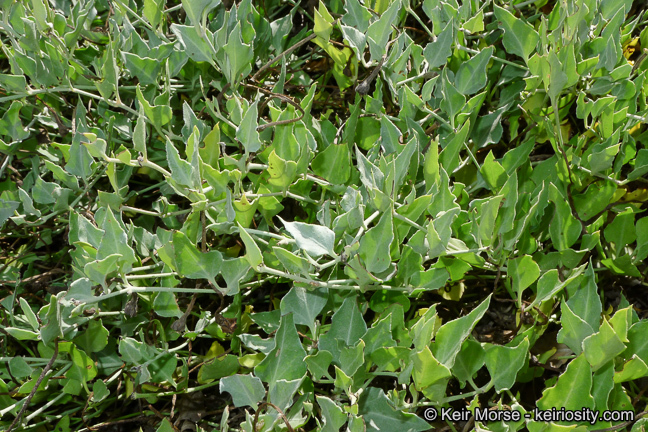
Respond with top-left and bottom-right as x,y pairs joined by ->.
219,374 -> 266,409
278,216 -> 336,258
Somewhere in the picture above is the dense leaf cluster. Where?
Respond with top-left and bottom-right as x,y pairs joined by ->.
1,0 -> 648,431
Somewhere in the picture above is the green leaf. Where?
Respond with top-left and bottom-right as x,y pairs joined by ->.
218,374 -> 265,410
67,345 -> 98,383
455,47 -> 493,95
236,101 -> 262,153
532,263 -> 586,308
423,20 -> 454,68
343,0 -> 372,32
317,396 -> 348,432
9,357 -> 34,379
255,313 -> 307,385
97,207 -> 136,272
75,319 -> 109,353
123,53 -> 161,85
4,327 -> 40,340
409,306 -> 439,352
358,387 -> 430,432
609,306 -> 632,343
238,223 -> 263,270
464,10 -> 484,33
66,139 -> 94,180
84,254 -> 121,288
311,143 -> 351,184
358,210 -> 393,274
156,419 -> 175,432
198,355 -> 240,383
412,346 -> 452,390
439,119 -> 470,175
19,297 -> 39,331
270,377 -> 304,411
273,247 -> 312,275
626,321 -> 648,364
305,350 -> 333,380
341,25 -> 367,60
557,300 -> 595,356
0,101 -> 29,141
0,200 -> 20,227
614,355 -> 648,383
451,339 -> 485,387
572,181 -> 616,221
224,23 -> 254,84
171,24 -> 216,64
493,5 -> 539,62
339,340 -> 365,376
567,264 -> 602,331
143,0 -> 164,28
173,230 -> 223,287
484,337 -> 529,392
507,255 -> 540,300
280,286 -> 328,333
479,151 -> 507,190
319,296 -> 367,363
603,208 -> 636,252
628,149 -> 648,181
0,74 -> 27,92
153,291 -> 183,318
433,294 -> 491,368
546,51 -> 568,102
181,0 -> 221,30
537,354 -> 594,411
474,195 -> 503,248
365,0 -> 400,61
165,139 -> 195,189
548,183 -> 582,251
314,1 -> 334,42
279,217 -> 336,258
362,314 -> 396,357
136,86 -> 173,129
380,116 -> 402,155
583,319 -> 626,371
439,75 -> 466,127
267,150 -> 298,189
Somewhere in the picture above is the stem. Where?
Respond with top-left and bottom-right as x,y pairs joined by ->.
286,191 -> 318,204
112,0 -> 171,42
132,379 -> 221,398
393,212 -> 426,232
247,163 -> 268,170
252,32 -> 318,82
244,228 -> 295,242
120,206 -> 162,217
258,265 -> 413,292
396,70 -> 438,87
24,392 -> 66,422
124,272 -> 177,280
305,174 -> 332,187
406,7 -> 433,38
79,286 -> 217,304
574,166 -> 625,185
6,340 -> 59,432
130,262 -> 164,272
402,382 -> 494,408
457,45 -> 528,71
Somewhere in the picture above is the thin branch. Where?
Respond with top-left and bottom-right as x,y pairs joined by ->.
242,83 -> 305,130
591,411 -> 648,432
251,33 -> 318,82
7,339 -> 59,432
252,402 -> 294,432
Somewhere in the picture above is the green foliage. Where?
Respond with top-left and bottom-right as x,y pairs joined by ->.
2,0 -> 648,431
